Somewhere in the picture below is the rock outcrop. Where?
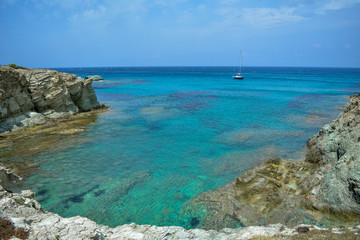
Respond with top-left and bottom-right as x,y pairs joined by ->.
85,75 -> 104,81
0,165 -> 22,191
180,94 -> 360,230
0,65 -> 102,133
305,94 -> 360,217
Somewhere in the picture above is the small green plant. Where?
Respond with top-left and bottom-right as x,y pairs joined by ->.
8,63 -> 28,69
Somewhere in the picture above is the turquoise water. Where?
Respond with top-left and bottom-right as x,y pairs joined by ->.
18,67 -> 360,228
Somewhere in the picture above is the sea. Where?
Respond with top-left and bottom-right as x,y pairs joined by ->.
16,67 -> 360,228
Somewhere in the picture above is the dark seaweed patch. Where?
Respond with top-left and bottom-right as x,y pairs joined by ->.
287,94 -> 325,109
68,195 -> 84,203
190,217 -> 200,227
65,184 -> 100,204
37,189 -> 47,196
94,190 -> 106,197
147,125 -> 160,131
175,100 -> 209,113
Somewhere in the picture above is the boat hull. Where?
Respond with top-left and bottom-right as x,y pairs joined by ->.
233,75 -> 244,80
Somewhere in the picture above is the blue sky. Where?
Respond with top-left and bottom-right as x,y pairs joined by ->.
1,0 -> 360,68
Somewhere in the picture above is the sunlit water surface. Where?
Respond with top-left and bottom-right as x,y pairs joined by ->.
16,67 -> 360,227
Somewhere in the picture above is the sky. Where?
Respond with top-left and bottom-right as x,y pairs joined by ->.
0,0 -> 360,68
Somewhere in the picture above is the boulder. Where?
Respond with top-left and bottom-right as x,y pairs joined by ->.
85,75 -> 104,81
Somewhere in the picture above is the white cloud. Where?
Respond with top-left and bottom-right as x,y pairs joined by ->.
317,0 -> 360,14
66,0 -> 149,30
82,5 -> 106,19
240,7 -> 304,27
215,6 -> 304,29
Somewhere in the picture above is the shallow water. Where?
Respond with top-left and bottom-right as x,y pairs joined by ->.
12,67 -> 360,228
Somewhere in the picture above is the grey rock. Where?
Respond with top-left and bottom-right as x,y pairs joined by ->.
0,164 -> 22,190
8,98 -> 21,114
0,66 -> 102,133
305,94 -> 360,216
21,112 -> 46,126
73,78 -> 101,111
85,75 -> 104,81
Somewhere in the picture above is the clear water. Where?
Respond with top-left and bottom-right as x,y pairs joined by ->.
17,67 -> 360,228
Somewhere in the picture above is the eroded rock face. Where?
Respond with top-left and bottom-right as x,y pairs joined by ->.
305,94 -> 360,217
0,66 -> 101,133
179,94 -> 360,230
0,164 -> 22,191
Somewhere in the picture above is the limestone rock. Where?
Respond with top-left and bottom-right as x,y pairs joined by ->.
0,164 -> 22,190
85,75 -> 104,81
0,66 -> 102,133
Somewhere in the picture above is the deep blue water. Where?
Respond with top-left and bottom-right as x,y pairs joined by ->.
19,67 -> 360,227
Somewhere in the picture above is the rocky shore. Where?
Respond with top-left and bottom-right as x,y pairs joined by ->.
1,167 -> 359,239
0,66 -> 359,239
0,65 -> 103,133
180,94 -> 360,230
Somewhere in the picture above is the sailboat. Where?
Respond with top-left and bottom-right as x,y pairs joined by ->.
233,51 -> 244,80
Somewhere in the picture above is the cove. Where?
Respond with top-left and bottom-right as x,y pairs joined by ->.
11,67 -> 360,228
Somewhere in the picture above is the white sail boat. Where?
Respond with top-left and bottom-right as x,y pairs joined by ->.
233,51 -> 244,80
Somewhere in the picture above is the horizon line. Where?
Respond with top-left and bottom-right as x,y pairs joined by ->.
48,65 -> 360,69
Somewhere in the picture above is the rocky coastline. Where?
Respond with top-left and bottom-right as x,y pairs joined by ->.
0,66 -> 359,239
0,64 -> 103,133
179,94 -> 360,230
1,168 -> 359,239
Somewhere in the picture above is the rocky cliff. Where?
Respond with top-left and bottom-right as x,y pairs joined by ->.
0,65 -> 101,133
180,94 -> 360,230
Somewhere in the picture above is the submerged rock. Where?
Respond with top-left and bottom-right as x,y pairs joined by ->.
0,65 -> 102,133
180,94 -> 360,230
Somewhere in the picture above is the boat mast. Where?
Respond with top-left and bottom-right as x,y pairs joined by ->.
239,50 -> 243,75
